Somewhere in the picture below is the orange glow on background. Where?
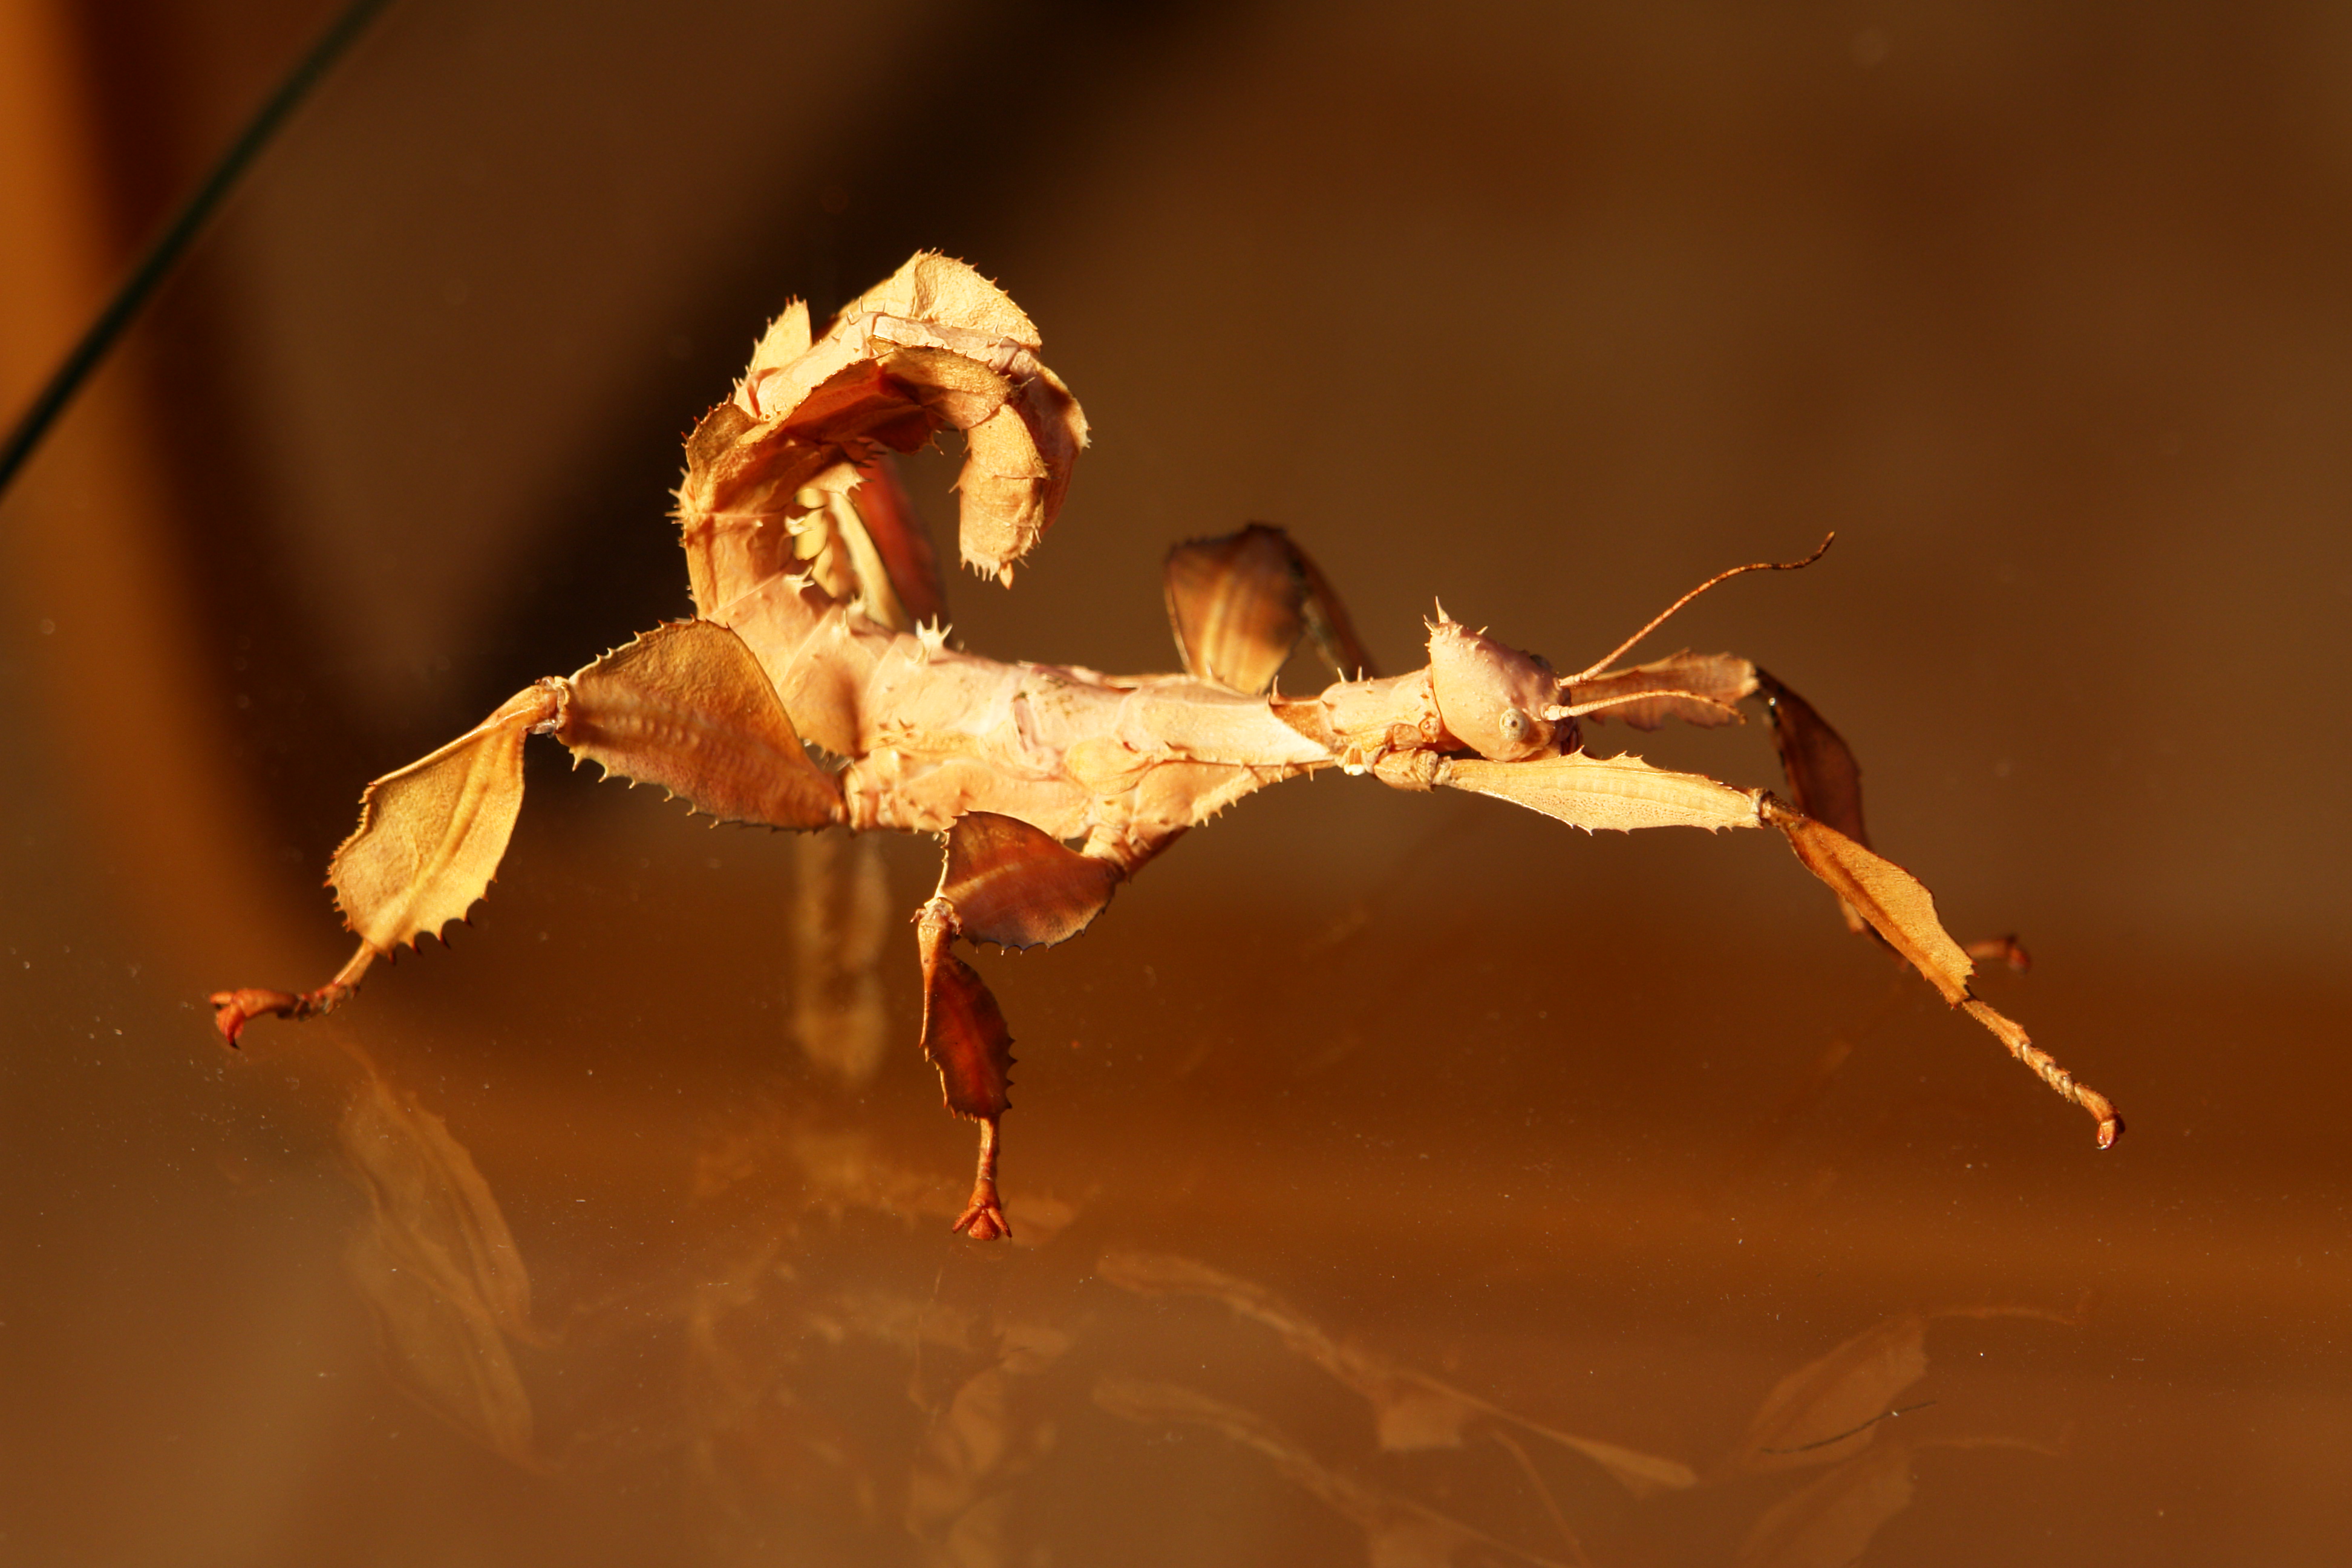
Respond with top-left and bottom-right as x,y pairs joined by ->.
3,4 -> 2347,1563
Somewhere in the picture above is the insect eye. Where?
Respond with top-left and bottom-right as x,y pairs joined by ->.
1497,708 -> 1529,743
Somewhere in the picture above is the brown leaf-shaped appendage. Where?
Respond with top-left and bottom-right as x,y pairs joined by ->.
940,813 -> 1120,949
554,619 -> 843,830
917,899 -> 1014,1122
1290,543 -> 1376,686
1756,670 -> 1867,846
958,367 -> 1086,583
1165,524 -> 1376,697
331,686 -> 558,954
1564,650 -> 1760,730
856,247 -> 1042,342
1166,525 -> 1303,695
676,253 -> 1086,615
1765,805 -> 1971,1004
1442,751 -> 1762,834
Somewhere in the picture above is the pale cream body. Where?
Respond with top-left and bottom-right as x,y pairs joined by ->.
713,575 -> 1452,871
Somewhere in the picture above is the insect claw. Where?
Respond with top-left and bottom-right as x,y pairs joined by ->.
953,1187 -> 1011,1241
206,946 -> 373,1046
205,987 -> 295,1046
950,1116 -> 1012,1240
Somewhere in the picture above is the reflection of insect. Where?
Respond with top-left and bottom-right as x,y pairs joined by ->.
210,253 -> 2120,1240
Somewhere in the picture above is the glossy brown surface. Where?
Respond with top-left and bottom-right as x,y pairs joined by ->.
4,2 -> 2348,1563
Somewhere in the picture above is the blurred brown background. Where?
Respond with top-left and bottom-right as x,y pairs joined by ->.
3,2 -> 2348,1564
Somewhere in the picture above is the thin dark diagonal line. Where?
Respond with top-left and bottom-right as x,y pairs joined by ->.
0,0 -> 394,498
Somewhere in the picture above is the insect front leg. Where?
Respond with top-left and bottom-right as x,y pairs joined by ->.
1436,749 -> 2121,1146
1745,668 -> 2035,966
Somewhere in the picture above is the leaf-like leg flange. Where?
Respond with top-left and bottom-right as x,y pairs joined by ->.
209,682 -> 558,1042
940,811 -> 1123,949
1753,670 -> 1867,847
916,894 -> 1017,1240
1165,524 -> 1377,696
553,619 -> 843,829
1749,672 -> 2039,972
1555,650 -> 1761,732
335,684 -> 561,953
1751,668 -> 1872,935
1438,750 -> 1763,834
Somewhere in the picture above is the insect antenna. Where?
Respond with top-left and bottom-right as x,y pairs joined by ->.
1546,687 -> 1739,721
1563,533 -> 1835,684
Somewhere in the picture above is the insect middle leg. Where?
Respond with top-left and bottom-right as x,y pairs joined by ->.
913,812 -> 1129,1239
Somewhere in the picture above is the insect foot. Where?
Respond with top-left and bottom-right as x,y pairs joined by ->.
208,949 -> 373,1047
1757,795 -> 2121,1148
953,1119 -> 1011,1242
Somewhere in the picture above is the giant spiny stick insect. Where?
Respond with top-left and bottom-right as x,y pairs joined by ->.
211,254 -> 2120,1240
